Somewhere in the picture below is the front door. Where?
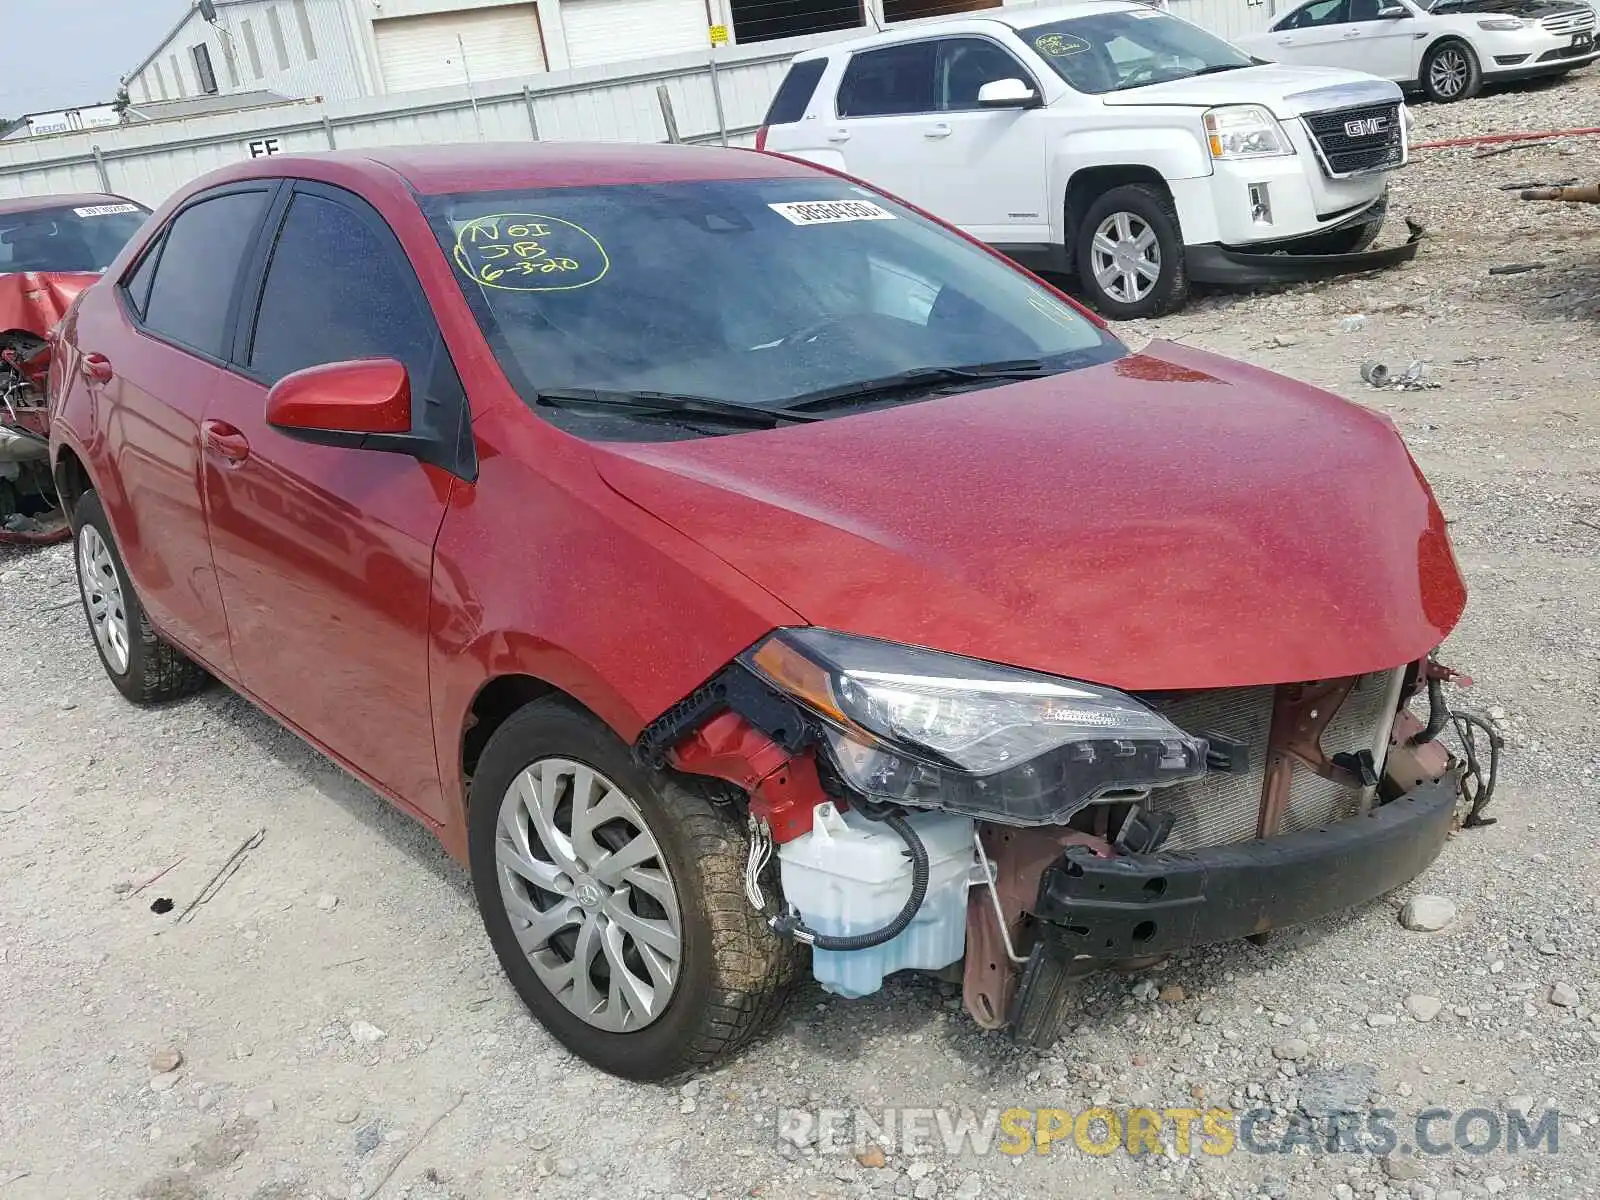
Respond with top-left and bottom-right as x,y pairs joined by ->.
921,37 -> 1050,244
199,183 -> 464,820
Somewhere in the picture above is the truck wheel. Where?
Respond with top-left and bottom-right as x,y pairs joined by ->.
1421,40 -> 1481,102
468,697 -> 803,1082
1074,184 -> 1190,320
72,489 -> 210,705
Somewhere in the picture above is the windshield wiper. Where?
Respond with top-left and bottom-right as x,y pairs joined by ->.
1189,63 -> 1253,76
535,387 -> 822,428
777,359 -> 1068,413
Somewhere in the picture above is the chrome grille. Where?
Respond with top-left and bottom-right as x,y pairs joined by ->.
1542,7 -> 1595,33
1303,103 -> 1405,178
1144,671 -> 1403,851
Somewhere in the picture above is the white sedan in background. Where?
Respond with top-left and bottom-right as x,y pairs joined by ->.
1239,0 -> 1598,101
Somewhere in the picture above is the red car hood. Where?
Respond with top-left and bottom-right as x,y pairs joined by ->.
590,342 -> 1466,692
0,271 -> 98,340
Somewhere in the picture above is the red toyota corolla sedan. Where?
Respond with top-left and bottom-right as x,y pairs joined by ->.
48,144 -> 1477,1082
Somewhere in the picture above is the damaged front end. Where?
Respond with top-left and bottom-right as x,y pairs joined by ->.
637,636 -> 1497,1048
1,272 -> 92,545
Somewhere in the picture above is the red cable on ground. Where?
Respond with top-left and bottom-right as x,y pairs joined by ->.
1412,126 -> 1600,150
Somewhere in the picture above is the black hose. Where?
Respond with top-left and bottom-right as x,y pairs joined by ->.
1409,675 -> 1448,746
1451,710 -> 1502,828
769,811 -> 930,951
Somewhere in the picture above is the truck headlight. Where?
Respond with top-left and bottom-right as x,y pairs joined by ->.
1477,16 -> 1531,29
1204,104 -> 1294,160
741,629 -> 1207,826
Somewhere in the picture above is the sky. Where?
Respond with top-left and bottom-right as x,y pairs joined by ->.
0,0 -> 186,118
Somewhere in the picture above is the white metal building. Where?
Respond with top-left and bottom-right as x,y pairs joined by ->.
126,0 -> 1274,104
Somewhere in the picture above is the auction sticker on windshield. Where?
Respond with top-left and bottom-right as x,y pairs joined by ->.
73,204 -> 141,217
769,200 -> 896,225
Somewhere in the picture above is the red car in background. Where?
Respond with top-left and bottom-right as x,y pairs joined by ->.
1,192 -> 147,542
47,144 -> 1480,1082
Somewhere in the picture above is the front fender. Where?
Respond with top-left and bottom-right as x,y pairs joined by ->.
1049,127 -> 1215,241
424,406 -> 802,859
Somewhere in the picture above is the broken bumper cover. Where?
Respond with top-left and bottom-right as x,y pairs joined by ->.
1186,217 -> 1425,286
1031,774 -> 1457,960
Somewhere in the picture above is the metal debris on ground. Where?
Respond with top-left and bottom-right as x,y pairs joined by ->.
1488,263 -> 1546,276
1519,183 -> 1600,205
1361,360 -> 1440,391
171,829 -> 267,926
1497,178 -> 1579,191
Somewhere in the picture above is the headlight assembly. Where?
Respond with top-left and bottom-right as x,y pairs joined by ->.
1476,16 -> 1531,29
1204,104 -> 1295,160
741,628 -> 1207,826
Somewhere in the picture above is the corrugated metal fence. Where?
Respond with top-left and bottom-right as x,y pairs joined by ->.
0,33 -> 834,207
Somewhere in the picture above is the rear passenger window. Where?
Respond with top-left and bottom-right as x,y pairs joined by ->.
248,191 -> 438,386
121,234 -> 163,319
764,58 -> 828,125
837,42 -> 937,117
142,190 -> 270,358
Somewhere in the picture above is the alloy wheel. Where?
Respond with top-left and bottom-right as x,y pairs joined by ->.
1090,211 -> 1162,305
77,524 -> 130,675
495,758 -> 683,1032
1430,48 -> 1469,98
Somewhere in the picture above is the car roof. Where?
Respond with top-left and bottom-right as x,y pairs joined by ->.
794,0 -> 1143,56
0,193 -> 143,217
196,142 -> 827,198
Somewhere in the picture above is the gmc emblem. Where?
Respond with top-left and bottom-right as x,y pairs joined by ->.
1344,117 -> 1388,137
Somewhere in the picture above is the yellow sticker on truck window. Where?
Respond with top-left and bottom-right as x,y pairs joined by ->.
1033,32 -> 1091,56
452,214 -> 609,292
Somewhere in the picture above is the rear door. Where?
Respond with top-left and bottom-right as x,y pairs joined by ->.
920,36 -> 1049,244
1263,0 -> 1356,65
199,182 -> 463,820
74,183 -> 277,673
827,41 -> 939,206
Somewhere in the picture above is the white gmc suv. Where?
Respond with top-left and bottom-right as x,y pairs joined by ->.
759,1 -> 1420,318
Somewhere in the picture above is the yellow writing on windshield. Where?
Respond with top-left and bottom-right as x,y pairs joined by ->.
1034,32 -> 1090,56
452,214 -> 610,292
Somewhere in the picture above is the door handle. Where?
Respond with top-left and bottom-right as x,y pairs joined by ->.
202,419 -> 251,463
924,123 -> 953,139
1276,36 -> 1294,44
826,128 -> 851,143
1342,29 -> 1362,36
80,352 -> 113,384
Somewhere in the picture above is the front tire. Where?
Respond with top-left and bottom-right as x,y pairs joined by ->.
468,698 -> 802,1082
72,489 -> 209,705
1421,40 -> 1482,102
1074,183 -> 1190,319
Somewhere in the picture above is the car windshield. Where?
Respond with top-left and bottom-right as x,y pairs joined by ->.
0,202 -> 148,274
1022,10 -> 1255,95
424,177 -> 1122,440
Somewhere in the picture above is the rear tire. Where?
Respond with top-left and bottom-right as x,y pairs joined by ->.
468,698 -> 803,1082
1421,40 -> 1482,102
1074,183 -> 1190,320
72,489 -> 210,705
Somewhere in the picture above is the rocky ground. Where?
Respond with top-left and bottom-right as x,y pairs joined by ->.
2,68 -> 1598,1200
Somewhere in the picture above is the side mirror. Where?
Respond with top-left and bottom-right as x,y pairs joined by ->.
977,78 -> 1042,109
1376,5 -> 1410,16
267,358 -> 412,444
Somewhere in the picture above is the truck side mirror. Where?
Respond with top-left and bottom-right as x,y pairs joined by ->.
977,78 -> 1043,109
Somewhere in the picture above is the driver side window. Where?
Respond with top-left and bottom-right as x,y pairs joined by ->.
934,38 -> 1033,111
1280,0 -> 1350,28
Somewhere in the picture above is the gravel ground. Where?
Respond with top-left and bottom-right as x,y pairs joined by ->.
2,69 -> 1598,1200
